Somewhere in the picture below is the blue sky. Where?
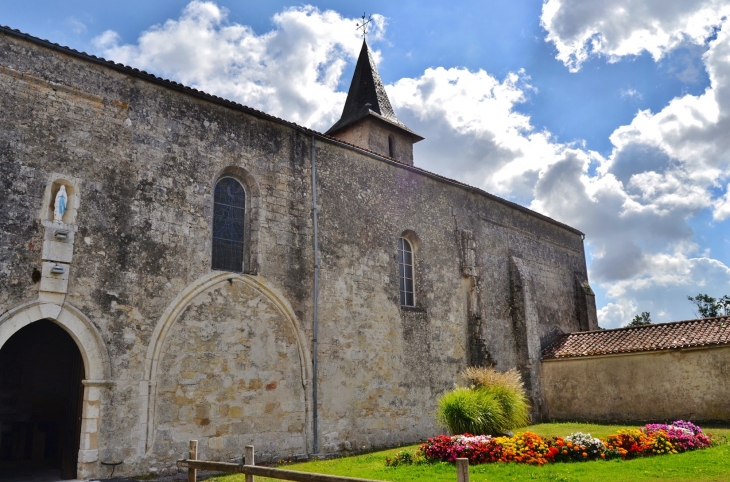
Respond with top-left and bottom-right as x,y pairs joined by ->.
3,0 -> 730,326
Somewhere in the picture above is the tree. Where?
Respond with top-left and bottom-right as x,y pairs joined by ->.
687,294 -> 730,318
627,312 -> 652,327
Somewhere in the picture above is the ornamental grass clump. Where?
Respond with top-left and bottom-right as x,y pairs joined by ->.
486,384 -> 530,430
461,366 -> 525,393
437,387 -> 507,436
436,366 -> 530,435
462,367 -> 530,430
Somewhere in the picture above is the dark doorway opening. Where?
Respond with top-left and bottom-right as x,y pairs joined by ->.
0,320 -> 85,480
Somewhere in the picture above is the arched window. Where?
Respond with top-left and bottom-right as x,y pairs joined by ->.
397,237 -> 415,306
212,177 -> 246,272
388,135 -> 395,158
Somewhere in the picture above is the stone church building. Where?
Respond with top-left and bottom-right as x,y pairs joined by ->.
0,26 -> 597,479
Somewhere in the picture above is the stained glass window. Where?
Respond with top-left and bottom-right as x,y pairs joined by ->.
398,237 -> 414,307
212,177 -> 245,272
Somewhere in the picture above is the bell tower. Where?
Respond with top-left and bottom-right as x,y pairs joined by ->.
326,40 -> 423,165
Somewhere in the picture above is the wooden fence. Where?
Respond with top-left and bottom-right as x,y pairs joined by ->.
178,440 -> 471,482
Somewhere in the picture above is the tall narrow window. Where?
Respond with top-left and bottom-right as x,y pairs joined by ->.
388,135 -> 395,158
212,177 -> 246,272
398,237 -> 414,306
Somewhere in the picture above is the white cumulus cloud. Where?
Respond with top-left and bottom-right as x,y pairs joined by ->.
92,1 -> 385,130
542,0 -> 730,71
387,67 -> 576,200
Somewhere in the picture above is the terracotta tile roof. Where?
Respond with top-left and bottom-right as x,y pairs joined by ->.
0,25 -> 582,236
542,316 -> 730,359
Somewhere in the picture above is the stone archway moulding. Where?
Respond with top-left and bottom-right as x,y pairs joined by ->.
139,271 -> 313,455
0,300 -> 111,381
0,299 -> 112,479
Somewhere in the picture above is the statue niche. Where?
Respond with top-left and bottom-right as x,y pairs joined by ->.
43,179 -> 78,225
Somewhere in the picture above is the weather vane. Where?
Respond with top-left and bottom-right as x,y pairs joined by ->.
356,13 -> 372,39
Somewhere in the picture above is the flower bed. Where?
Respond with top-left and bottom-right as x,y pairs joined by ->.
404,420 -> 718,467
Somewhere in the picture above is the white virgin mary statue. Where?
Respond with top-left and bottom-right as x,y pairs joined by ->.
54,185 -> 68,222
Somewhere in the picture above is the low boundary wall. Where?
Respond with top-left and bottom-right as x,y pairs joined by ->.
541,345 -> 730,422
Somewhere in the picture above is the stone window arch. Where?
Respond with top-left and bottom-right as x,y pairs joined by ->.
212,177 -> 246,272
397,237 -> 415,306
388,135 -> 396,158
397,230 -> 423,309
211,166 -> 261,274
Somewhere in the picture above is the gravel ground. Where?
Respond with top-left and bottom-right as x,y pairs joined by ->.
99,470 -> 224,482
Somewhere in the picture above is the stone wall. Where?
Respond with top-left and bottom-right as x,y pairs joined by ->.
541,347 -> 730,422
0,30 -> 594,478
331,118 -> 416,165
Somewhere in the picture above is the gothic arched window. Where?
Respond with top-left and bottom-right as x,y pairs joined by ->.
212,177 -> 246,272
397,237 -> 415,306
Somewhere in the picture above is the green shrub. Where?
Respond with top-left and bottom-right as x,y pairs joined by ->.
486,384 -> 530,430
437,367 -> 530,435
437,387 -> 506,435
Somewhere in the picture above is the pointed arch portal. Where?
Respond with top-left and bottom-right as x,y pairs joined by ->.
0,302 -> 111,480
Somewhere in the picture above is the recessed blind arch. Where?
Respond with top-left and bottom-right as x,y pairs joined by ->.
398,237 -> 414,307
212,177 -> 245,272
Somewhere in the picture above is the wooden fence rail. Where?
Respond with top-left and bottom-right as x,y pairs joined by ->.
178,440 -> 470,482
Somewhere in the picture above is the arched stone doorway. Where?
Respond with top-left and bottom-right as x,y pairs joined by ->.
0,320 -> 84,480
0,301 -> 111,480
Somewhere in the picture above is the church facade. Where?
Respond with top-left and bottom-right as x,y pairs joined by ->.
0,26 -> 597,479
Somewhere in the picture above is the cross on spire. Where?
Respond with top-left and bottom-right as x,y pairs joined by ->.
356,13 -> 372,39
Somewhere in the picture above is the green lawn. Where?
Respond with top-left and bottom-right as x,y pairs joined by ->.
208,424 -> 730,482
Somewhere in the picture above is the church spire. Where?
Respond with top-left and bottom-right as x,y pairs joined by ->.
326,40 -> 423,165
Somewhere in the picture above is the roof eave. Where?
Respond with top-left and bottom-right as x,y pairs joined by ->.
325,110 -> 424,142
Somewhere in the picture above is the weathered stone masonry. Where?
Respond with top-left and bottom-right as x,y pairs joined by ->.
0,28 -> 596,478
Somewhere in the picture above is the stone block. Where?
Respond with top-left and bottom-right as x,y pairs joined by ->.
41,239 -> 74,263
39,269 -> 69,291
85,386 -> 102,402
43,225 -> 76,243
38,291 -> 65,305
83,402 -> 100,419
81,418 -> 98,434
77,462 -> 98,480
38,301 -> 63,319
39,261 -> 69,294
79,449 -> 98,463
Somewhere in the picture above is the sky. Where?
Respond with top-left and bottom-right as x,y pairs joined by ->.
3,0 -> 730,327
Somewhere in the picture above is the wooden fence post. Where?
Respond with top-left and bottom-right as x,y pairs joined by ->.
245,445 -> 255,482
456,458 -> 469,482
188,440 -> 198,482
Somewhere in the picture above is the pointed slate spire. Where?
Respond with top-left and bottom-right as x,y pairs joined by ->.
326,40 -> 422,165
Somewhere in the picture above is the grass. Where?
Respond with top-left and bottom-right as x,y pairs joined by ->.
206,423 -> 730,482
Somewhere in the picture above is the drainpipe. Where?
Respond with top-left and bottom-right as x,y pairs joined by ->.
310,134 -> 320,455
